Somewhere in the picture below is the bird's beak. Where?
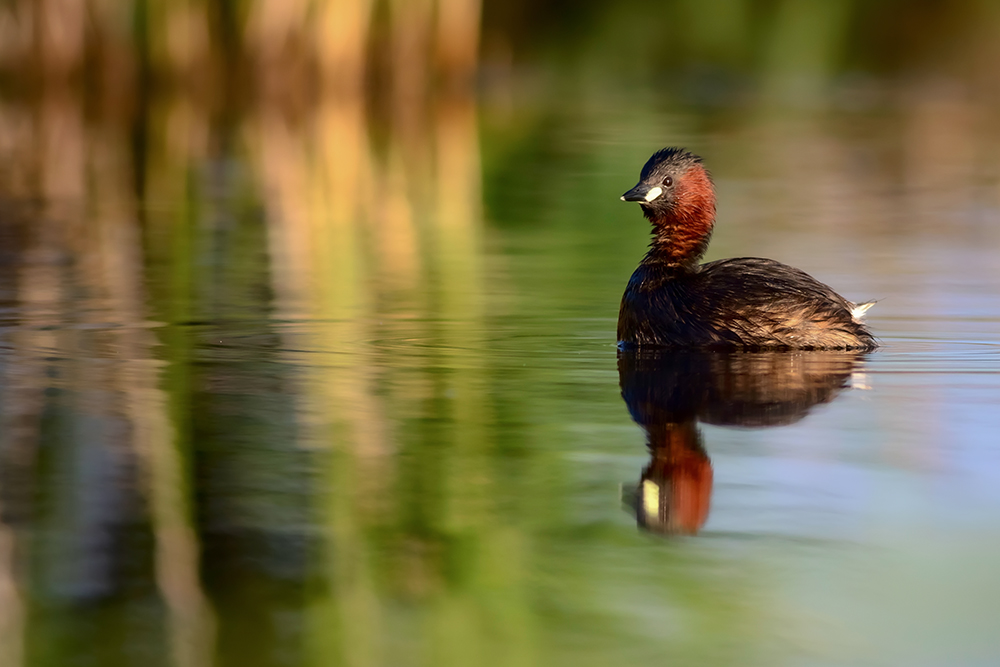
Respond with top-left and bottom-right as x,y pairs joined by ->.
621,183 -> 662,202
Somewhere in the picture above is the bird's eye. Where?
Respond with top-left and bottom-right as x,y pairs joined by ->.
663,176 -> 673,187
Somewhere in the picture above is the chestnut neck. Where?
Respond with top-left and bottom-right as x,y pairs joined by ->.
643,165 -> 716,269
646,419 -> 703,456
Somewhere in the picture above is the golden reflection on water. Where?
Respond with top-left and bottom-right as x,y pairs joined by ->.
247,88 -> 495,664
0,93 -> 209,667
0,36 -> 495,656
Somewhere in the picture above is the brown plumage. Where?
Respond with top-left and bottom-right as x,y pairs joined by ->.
618,148 -> 876,350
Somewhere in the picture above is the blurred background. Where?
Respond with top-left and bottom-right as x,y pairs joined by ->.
2,1 -> 1000,666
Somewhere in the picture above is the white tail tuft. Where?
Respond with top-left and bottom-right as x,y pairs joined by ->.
851,300 -> 877,321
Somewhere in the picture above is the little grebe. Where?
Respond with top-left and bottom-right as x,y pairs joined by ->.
617,148 -> 877,350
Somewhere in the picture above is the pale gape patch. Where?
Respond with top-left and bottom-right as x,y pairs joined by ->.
642,479 -> 660,518
644,186 -> 663,202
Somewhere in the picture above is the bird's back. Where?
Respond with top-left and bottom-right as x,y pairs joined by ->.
618,257 -> 876,350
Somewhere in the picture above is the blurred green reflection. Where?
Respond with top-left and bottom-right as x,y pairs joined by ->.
2,1 -> 1000,666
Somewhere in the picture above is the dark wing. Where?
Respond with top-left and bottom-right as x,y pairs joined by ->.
618,263 -> 745,347
694,258 -> 875,349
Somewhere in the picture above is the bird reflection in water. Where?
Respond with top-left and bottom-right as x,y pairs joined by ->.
619,350 -> 868,535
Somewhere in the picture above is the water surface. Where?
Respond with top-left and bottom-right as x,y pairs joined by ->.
1,87 -> 999,667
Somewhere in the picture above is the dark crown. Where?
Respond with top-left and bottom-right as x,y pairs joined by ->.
640,147 -> 704,181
